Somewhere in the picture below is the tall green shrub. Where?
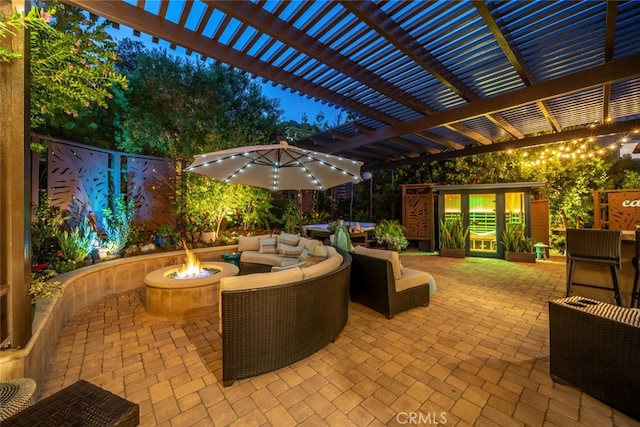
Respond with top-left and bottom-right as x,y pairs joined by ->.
56,217 -> 94,262
101,194 -> 136,254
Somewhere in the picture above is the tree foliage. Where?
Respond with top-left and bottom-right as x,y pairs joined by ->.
114,44 -> 282,158
31,2 -> 127,129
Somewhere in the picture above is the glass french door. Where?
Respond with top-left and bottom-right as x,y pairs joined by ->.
469,194 -> 497,253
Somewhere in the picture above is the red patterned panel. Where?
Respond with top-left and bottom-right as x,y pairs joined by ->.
607,191 -> 640,230
47,142 -> 109,226
127,157 -> 177,228
404,194 -> 432,239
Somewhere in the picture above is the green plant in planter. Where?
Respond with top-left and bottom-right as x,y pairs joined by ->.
501,223 -> 535,253
29,270 -> 63,304
155,224 -> 174,247
102,194 -> 136,255
56,217 -> 94,263
440,215 -> 469,250
374,219 -> 409,252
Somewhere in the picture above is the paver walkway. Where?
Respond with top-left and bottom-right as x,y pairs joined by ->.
41,253 -> 640,426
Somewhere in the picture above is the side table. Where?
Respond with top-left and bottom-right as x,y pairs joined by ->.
221,252 -> 241,267
0,378 -> 36,421
3,379 -> 139,426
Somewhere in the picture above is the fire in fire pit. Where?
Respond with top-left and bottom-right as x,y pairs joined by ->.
169,243 -> 220,279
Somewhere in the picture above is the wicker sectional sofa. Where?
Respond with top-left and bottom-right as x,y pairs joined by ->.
219,235 -> 351,386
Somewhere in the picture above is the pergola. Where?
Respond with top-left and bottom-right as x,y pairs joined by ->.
1,0 -> 640,347
62,0 -> 640,170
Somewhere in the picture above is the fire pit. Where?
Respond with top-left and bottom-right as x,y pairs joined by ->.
144,245 -> 239,318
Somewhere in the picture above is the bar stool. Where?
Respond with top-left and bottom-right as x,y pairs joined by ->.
565,228 -> 622,306
631,229 -> 640,308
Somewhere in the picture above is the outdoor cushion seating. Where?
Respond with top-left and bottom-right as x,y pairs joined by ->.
219,249 -> 352,386
238,233 -> 321,269
349,246 -> 434,318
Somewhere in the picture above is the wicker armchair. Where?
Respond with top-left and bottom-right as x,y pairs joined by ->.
565,228 -> 622,306
349,246 -> 433,318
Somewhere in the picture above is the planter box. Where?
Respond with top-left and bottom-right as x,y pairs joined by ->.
439,248 -> 466,258
505,251 -> 536,263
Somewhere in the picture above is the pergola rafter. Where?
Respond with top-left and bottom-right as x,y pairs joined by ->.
61,0 -> 640,170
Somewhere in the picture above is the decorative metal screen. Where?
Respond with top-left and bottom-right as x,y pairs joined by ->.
607,191 -> 640,230
127,156 -> 177,228
48,141 -> 109,227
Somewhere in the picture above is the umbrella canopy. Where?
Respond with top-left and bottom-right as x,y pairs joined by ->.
185,142 -> 363,191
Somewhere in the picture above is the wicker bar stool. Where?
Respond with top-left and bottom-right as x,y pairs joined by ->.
565,228 -> 622,306
631,229 -> 640,308
0,378 -> 36,421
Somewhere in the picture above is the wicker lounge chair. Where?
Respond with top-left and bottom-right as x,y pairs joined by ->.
349,246 -> 433,318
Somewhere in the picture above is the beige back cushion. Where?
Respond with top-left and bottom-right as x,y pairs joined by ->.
238,234 -> 271,252
354,246 -> 403,280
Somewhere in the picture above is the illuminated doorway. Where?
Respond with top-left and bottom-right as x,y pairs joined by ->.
469,194 -> 497,253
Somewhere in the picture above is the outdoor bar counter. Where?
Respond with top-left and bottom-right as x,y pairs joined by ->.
568,230 -> 637,307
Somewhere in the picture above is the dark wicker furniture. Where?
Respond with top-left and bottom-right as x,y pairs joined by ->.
350,252 -> 429,319
565,228 -> 622,306
221,251 -> 352,386
3,379 -> 139,426
549,296 -> 640,420
631,229 -> 640,308
0,378 -> 36,421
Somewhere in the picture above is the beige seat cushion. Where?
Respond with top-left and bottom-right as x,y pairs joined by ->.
395,268 -> 433,292
240,251 -> 299,267
354,246 -> 403,280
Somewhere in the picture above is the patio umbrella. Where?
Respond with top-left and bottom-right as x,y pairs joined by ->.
185,141 -> 363,191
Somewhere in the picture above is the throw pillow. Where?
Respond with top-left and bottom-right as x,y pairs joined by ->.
298,248 -> 309,262
259,237 -> 277,254
311,244 -> 328,258
277,232 -> 300,246
277,244 -> 304,258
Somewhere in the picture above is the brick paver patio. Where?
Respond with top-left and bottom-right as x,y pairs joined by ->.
40,253 -> 640,426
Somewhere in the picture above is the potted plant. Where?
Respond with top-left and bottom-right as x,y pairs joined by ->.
439,215 -> 469,258
374,219 -> 409,252
501,223 -> 536,263
155,224 -> 174,247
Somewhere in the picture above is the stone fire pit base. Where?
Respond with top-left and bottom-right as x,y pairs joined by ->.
144,261 -> 239,318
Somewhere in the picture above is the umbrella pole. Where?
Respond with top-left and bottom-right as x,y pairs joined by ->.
297,190 -> 303,235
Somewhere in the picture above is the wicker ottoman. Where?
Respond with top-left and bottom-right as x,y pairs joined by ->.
549,296 -> 640,420
2,379 -> 138,426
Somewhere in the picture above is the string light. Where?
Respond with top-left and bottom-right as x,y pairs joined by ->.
519,131 -> 637,168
